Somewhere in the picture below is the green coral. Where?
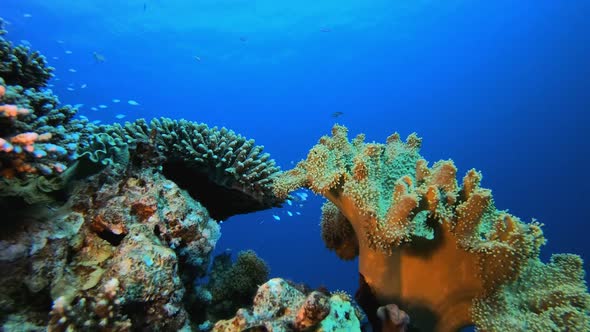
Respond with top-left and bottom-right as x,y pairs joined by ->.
87,118 -> 283,220
0,174 -> 65,204
78,132 -> 129,171
274,124 -> 428,251
473,254 -> 590,331
205,250 -> 270,320
318,295 -> 361,331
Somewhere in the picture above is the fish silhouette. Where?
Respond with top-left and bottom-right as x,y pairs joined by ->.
93,52 -> 106,63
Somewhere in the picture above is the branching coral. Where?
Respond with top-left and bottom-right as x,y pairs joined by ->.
0,28 -> 90,204
274,124 -> 590,332
1,82 -> 73,177
0,19 -> 53,89
87,117 -> 283,220
0,78 -> 91,203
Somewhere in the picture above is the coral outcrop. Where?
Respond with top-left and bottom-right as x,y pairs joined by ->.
0,163 -> 221,330
49,278 -> 132,331
0,26 -> 288,330
87,117 -> 284,220
274,124 -> 590,331
213,278 -> 364,331
0,22 -> 281,218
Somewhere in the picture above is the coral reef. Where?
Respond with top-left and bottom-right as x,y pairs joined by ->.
199,250 -> 270,322
0,19 -> 53,89
5,13 -> 588,332
88,117 -> 284,220
48,278 -> 131,331
0,27 -> 89,205
0,27 -> 288,330
0,160 -> 221,330
213,278 -> 363,331
274,124 -> 590,331
0,17 -> 270,332
0,79 -> 86,179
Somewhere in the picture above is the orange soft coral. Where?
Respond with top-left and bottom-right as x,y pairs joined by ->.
274,124 -> 590,332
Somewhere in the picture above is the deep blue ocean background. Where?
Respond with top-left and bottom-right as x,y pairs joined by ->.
2,0 -> 589,298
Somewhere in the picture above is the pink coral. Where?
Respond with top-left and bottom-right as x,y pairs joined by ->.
0,104 -> 29,118
377,304 -> 410,332
11,132 -> 38,146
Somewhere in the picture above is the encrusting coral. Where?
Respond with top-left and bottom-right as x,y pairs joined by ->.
1,163 -> 222,330
48,278 -> 131,331
274,124 -> 590,331
213,278 -> 364,331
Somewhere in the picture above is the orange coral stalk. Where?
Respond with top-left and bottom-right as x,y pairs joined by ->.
274,124 -> 590,332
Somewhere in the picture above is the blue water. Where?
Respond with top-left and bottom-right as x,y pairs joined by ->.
2,0 -> 589,297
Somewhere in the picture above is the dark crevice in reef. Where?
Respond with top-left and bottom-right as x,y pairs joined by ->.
0,198 -> 56,234
95,229 -> 126,246
162,160 -> 267,221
